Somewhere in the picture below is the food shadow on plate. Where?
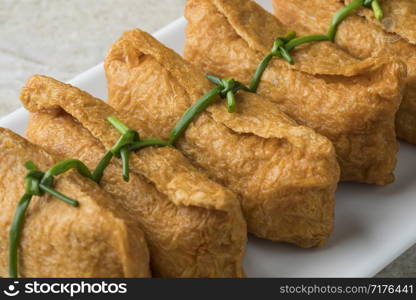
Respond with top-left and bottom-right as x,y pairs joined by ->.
382,142 -> 416,193
245,205 -> 365,253
243,211 -> 365,277
325,141 -> 416,202
356,142 -> 416,196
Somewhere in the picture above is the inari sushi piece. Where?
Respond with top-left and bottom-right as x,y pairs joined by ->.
0,128 -> 150,278
20,75 -> 246,278
105,29 -> 340,247
184,0 -> 407,185
273,0 -> 416,145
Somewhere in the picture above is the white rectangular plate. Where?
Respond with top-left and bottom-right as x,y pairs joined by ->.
1,0 -> 415,277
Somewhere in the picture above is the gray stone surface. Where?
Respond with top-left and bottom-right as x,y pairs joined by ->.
0,0 -> 186,117
377,245 -> 416,278
0,0 -> 414,277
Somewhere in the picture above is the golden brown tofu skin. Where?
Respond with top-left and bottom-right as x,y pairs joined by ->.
20,75 -> 246,278
273,0 -> 416,144
0,128 -> 150,278
185,0 -> 407,185
105,29 -> 340,247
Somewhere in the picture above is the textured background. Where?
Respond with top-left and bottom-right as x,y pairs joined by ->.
0,0 -> 414,277
0,0 -> 186,116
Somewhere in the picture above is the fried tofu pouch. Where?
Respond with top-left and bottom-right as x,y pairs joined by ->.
184,0 -> 407,185
105,29 -> 339,247
273,0 -> 416,145
0,128 -> 150,278
20,75 -> 246,278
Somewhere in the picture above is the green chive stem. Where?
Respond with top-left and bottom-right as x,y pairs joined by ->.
24,171 -> 43,195
249,33 -> 326,92
107,116 -> 130,134
168,86 -> 222,145
129,139 -> 169,151
205,74 -> 223,86
226,91 -> 236,113
371,0 -> 383,20
111,130 -> 137,155
92,150 -> 114,183
9,193 -> 32,278
120,147 -> 130,182
24,161 -> 38,171
39,184 -> 79,207
42,159 -> 94,184
281,31 -> 297,42
279,47 -> 295,65
285,34 -> 330,52
249,53 -> 274,92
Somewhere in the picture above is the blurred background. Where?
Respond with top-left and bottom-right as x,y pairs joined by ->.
0,0 -> 414,277
0,0 -> 185,117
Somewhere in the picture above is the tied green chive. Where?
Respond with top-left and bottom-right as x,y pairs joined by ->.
278,46 -> 295,65
249,31 -> 328,92
168,75 -> 249,145
9,160 -> 86,278
106,116 -> 168,181
206,75 -> 250,113
218,77 -> 250,113
107,117 -> 140,182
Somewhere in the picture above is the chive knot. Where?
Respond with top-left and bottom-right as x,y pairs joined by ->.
270,31 -> 297,65
107,117 -> 142,182
106,116 -> 168,181
205,75 -> 250,113
23,160 -> 83,206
